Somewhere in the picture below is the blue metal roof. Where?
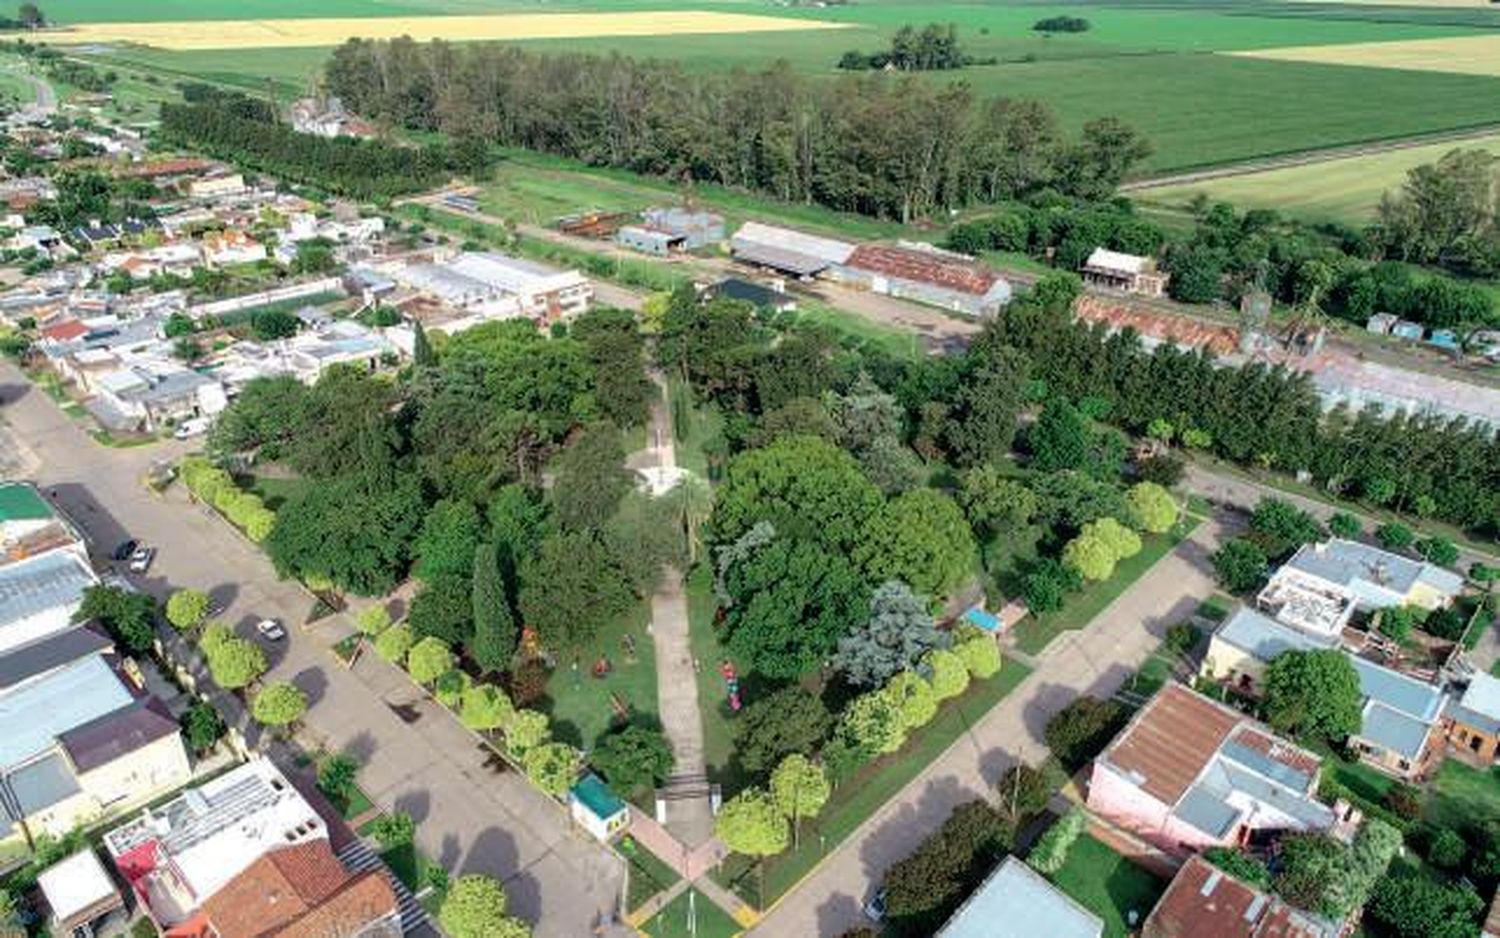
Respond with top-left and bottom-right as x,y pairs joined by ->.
1359,701 -> 1433,759
0,654 -> 132,768
1219,739 -> 1314,793
938,856 -> 1102,938
1349,657 -> 1444,722
0,549 -> 95,634
1175,786 -> 1240,838
1285,540 -> 1460,608
6,751 -> 80,814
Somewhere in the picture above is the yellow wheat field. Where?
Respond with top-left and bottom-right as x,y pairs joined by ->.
42,10 -> 849,51
1229,34 -> 1500,77
1288,0 -> 1495,7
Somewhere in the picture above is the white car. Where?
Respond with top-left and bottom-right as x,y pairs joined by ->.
127,546 -> 156,574
174,417 -> 211,440
255,618 -> 286,641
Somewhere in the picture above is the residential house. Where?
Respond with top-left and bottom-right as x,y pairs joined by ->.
70,222 -> 122,252
201,231 -> 267,268
1,637 -> 190,852
36,849 -> 127,937
8,225 -> 73,260
189,841 -> 400,938
1447,672 -> 1500,766
1087,683 -> 1335,856
1202,605 -> 1339,698
1080,247 -> 1169,297
0,546 -> 98,653
832,241 -> 1012,316
186,173 -> 248,200
211,321 -> 394,391
1273,540 -> 1464,613
288,96 -> 376,140
0,482 -> 84,566
642,207 -> 724,249
90,365 -> 222,434
729,221 -> 856,278
936,856 -> 1103,938
1201,607 -> 1449,781
1142,854 -> 1339,938
704,277 -> 797,313
105,758 -> 332,932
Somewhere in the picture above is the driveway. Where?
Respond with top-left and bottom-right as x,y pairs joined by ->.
750,517 -> 1229,937
0,361 -> 627,938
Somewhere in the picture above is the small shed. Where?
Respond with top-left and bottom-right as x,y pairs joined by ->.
1427,329 -> 1461,352
1391,319 -> 1425,341
36,849 -> 124,935
569,773 -> 629,842
1366,312 -> 1398,335
617,225 -> 684,257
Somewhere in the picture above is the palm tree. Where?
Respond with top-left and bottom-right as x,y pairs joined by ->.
670,476 -> 714,565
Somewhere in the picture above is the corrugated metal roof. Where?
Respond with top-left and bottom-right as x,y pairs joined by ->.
937,856 -> 1102,938
1174,786 -> 1240,838
1349,656 -> 1444,723
59,698 -> 179,773
0,625 -> 112,691
0,654 -> 132,768
1359,700 -> 1434,759
6,750 -> 81,814
0,549 -> 96,635
731,222 -> 855,266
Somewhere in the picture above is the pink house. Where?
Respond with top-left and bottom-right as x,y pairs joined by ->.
1087,684 -> 1335,856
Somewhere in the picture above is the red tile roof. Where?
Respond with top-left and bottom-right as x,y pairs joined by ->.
1074,296 -> 1239,357
200,841 -> 396,938
846,243 -> 999,296
1143,855 -> 1334,938
40,319 -> 88,342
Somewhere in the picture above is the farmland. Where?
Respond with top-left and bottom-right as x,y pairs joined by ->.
1135,132 -> 1500,225
34,0 -> 1500,173
1233,33 -> 1500,76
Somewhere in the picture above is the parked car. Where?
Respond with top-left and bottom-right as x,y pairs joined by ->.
128,546 -> 156,573
173,417 -> 211,440
255,618 -> 286,641
863,888 -> 887,923
112,539 -> 138,562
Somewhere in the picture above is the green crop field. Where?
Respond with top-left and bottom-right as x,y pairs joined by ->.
51,0 -> 1500,173
1137,132 -> 1500,224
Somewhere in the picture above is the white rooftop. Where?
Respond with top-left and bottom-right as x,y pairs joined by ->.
1084,247 -> 1148,274
1460,672 -> 1500,722
938,856 -> 1102,938
732,221 -> 856,266
1256,569 -> 1355,639
37,849 -> 119,925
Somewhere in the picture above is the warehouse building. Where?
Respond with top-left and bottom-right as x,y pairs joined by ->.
833,241 -> 1011,316
729,222 -> 855,278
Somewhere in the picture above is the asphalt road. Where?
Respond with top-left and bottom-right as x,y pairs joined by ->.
0,360 -> 629,938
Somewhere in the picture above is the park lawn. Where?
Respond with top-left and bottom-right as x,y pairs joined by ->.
1011,517 -> 1200,656
620,835 -> 682,914
715,659 -> 1034,907
641,887 -> 740,938
1425,759 -> 1500,831
684,565 -> 743,793
1049,834 -> 1168,938
540,599 -> 658,750
1135,132 -> 1500,226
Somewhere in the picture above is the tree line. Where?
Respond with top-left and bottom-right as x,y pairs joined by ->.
158,89 -> 482,201
837,22 -> 992,72
323,38 -> 1152,221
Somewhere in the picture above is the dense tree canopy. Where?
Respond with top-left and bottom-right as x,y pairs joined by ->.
856,489 -> 977,598
712,436 -> 882,552
1264,649 -> 1363,744
834,581 -> 949,688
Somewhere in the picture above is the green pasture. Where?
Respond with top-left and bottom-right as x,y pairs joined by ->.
1136,132 -> 1500,225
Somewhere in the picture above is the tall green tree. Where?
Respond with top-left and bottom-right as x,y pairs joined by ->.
551,424 -> 632,534
856,489 -> 976,598
833,581 -> 949,688
471,541 -> 517,674
1264,649 -> 1363,745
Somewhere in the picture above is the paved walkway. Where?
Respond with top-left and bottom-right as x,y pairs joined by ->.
749,517 -> 1231,936
0,361 -> 628,938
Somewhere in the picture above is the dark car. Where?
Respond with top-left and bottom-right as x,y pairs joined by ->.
112,539 -> 138,561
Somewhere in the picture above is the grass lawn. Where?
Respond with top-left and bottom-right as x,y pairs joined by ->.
540,599 -> 658,750
792,300 -> 924,362
1136,131 -> 1500,225
245,473 -> 311,511
620,835 -> 682,914
1426,759 -> 1500,831
714,659 -> 1034,907
1330,758 -> 1398,806
1049,834 -> 1167,938
1011,517 -> 1200,656
640,887 -> 740,938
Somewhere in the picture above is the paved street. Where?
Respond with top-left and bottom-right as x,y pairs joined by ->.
750,516 -> 1230,937
0,361 -> 627,938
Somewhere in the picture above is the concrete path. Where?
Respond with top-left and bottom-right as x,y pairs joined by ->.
749,516 -> 1230,937
0,361 -> 629,938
